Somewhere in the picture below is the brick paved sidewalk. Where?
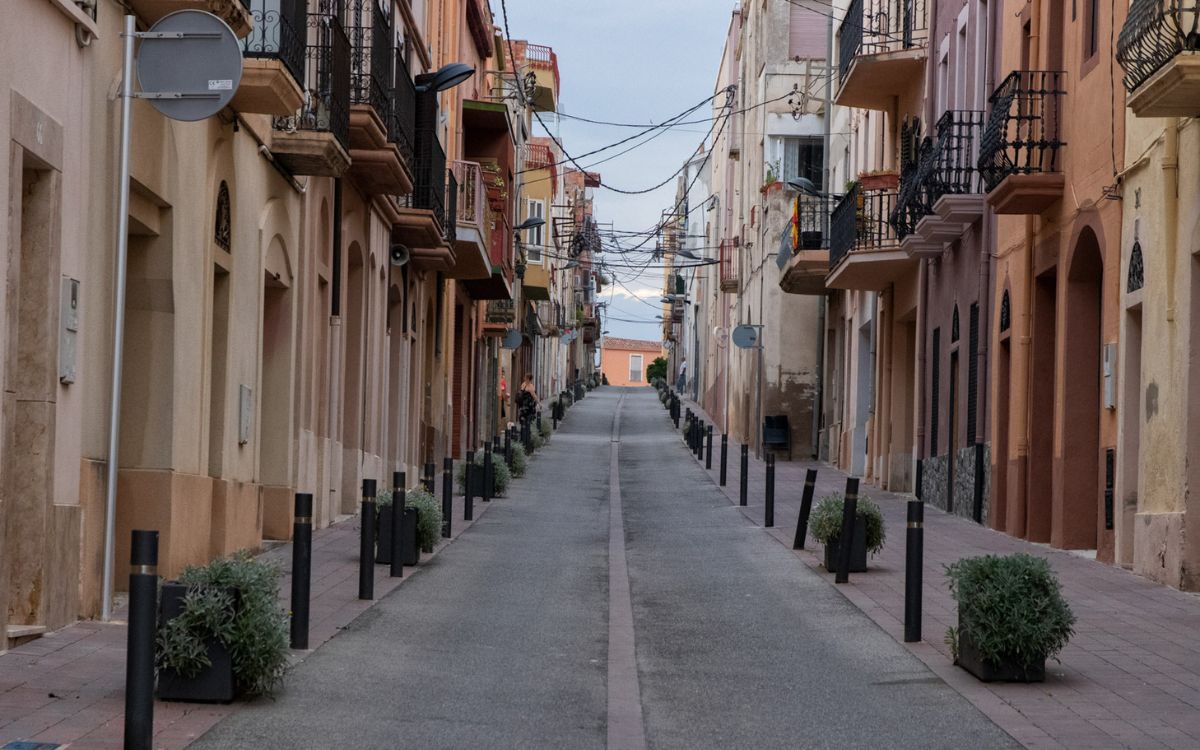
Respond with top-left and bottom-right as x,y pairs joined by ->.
0,488 -> 494,749
681,398 -> 1200,750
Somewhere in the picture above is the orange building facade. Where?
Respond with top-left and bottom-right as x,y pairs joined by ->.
601,338 -> 664,388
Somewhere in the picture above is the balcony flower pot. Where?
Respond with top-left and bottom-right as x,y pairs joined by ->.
156,583 -> 236,704
946,553 -> 1074,684
858,171 -> 899,191
808,493 -> 885,574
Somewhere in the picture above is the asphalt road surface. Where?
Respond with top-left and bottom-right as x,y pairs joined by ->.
192,387 -> 1017,750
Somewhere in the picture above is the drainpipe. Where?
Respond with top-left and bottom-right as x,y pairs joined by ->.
1164,118 -> 1179,322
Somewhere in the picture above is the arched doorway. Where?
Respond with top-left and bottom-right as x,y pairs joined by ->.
1058,227 -> 1103,549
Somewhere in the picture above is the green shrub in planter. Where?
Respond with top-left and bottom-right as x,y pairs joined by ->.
808,494 -> 885,572
531,430 -> 546,452
405,488 -> 442,552
455,450 -> 512,496
945,553 -> 1075,682
156,553 -> 289,699
510,443 -> 528,477
538,416 -> 552,439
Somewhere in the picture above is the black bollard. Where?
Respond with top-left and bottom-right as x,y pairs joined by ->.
697,420 -> 706,459
423,462 -> 435,494
505,428 -> 513,468
793,468 -> 818,549
464,455 -> 475,521
483,447 -> 493,503
359,479 -> 376,600
706,425 -> 713,469
290,493 -> 313,648
905,500 -> 924,642
739,444 -> 749,506
720,434 -> 728,486
442,457 -> 453,538
835,477 -> 860,584
391,472 -> 406,578
124,529 -> 158,750
765,451 -> 775,527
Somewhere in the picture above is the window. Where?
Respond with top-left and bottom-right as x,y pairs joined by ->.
1084,0 -> 1100,60
214,181 -> 231,252
629,354 -> 643,382
526,199 -> 545,262
782,138 -> 823,189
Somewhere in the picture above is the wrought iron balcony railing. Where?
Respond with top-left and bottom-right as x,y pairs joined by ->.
891,110 -> 986,237
790,195 -> 835,254
838,0 -> 929,83
445,170 -> 457,245
403,132 -> 447,231
242,0 -> 306,85
719,238 -> 738,288
390,48 -> 416,164
349,0 -> 393,122
451,161 -> 492,245
273,3 -> 350,150
977,71 -> 1066,192
1117,0 -> 1200,93
830,184 -> 900,269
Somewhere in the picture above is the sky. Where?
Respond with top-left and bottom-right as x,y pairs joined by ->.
499,0 -> 735,341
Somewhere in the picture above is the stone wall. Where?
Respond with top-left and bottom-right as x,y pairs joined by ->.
921,443 -> 991,524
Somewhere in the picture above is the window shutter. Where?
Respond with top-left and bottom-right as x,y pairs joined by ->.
789,3 -> 825,59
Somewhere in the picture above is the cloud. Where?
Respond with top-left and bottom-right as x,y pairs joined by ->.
610,285 -> 662,301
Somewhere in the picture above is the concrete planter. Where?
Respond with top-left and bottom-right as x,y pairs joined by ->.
156,583 -> 235,704
822,522 -> 868,573
956,620 -> 1046,683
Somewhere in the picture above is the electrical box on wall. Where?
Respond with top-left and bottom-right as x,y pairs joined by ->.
1103,342 -> 1117,410
239,385 -> 252,445
59,277 -> 79,384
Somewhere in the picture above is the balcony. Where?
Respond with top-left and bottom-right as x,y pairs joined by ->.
482,299 -> 515,335
522,251 -> 551,301
271,6 -> 351,176
826,185 -> 915,291
1117,0 -> 1200,116
347,0 -> 412,196
127,0 -> 252,37
447,161 -> 494,280
400,134 -> 453,270
517,43 -> 560,112
891,110 -> 987,257
230,0 -> 305,115
836,0 -> 928,110
779,195 -> 833,295
978,71 -> 1066,215
719,238 -> 738,292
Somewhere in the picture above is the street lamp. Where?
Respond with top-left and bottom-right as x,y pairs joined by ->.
415,63 -> 475,93
787,177 -> 843,200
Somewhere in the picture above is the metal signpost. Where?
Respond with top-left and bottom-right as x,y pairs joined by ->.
102,11 -> 242,622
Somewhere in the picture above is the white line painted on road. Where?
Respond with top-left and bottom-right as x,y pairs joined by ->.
607,392 -> 647,750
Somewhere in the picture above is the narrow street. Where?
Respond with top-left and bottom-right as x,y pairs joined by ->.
192,388 -> 1016,749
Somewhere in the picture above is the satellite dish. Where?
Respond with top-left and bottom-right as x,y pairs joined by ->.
501,329 -> 523,349
137,11 -> 243,122
731,324 -> 760,349
712,326 -> 727,348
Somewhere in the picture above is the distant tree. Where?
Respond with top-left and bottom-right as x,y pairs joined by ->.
646,356 -> 668,382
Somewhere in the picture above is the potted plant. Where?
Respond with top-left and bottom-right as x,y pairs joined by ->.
509,443 -> 528,478
156,553 -> 289,703
375,489 -> 419,566
405,488 -> 442,554
538,416 -> 552,440
456,449 -> 512,498
945,554 -> 1075,683
808,493 -> 885,573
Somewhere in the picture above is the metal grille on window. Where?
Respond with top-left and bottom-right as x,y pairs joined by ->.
951,305 -> 960,343
215,181 -> 231,252
999,290 -> 1011,332
967,303 -> 979,443
1128,241 -> 1144,293
931,327 -> 940,456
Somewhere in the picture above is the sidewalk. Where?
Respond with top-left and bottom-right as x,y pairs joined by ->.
0,488 -> 493,749
681,398 -> 1200,750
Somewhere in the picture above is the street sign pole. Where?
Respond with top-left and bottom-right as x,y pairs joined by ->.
101,14 -> 136,622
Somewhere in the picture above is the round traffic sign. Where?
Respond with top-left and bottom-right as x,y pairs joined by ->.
731,324 -> 760,349
137,10 -> 243,122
